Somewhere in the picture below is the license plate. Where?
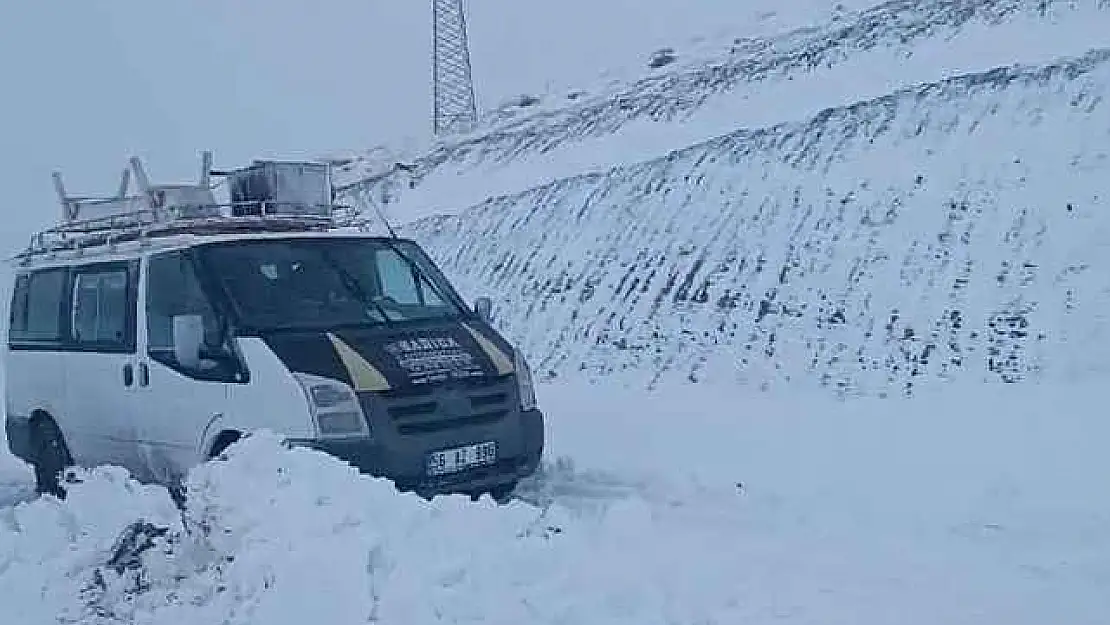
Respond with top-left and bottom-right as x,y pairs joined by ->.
427,441 -> 497,476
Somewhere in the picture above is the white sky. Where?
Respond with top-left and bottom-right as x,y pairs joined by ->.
0,0 -> 834,252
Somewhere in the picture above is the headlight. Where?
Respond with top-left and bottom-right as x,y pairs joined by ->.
514,348 -> 537,411
309,383 -> 354,409
293,372 -> 371,438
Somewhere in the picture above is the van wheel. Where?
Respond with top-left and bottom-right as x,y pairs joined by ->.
488,482 -> 517,504
30,417 -> 73,499
208,431 -> 242,460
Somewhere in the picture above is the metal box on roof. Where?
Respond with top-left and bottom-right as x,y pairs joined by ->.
227,160 -> 333,218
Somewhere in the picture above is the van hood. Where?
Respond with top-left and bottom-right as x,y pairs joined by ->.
257,320 -> 517,392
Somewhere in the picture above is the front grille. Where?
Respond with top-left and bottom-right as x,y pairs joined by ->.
470,391 -> 508,408
373,375 -> 515,436
397,410 -> 508,435
388,401 -> 437,419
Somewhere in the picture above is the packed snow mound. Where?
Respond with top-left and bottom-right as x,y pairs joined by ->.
0,446 -> 33,506
0,432 -> 541,624
0,465 -> 185,624
403,49 -> 1110,395
335,0 -> 1110,217
3,381 -> 1110,624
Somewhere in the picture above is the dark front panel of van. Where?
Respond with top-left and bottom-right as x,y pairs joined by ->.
262,320 -> 543,494
259,319 -> 514,392
355,375 -> 540,489
257,330 -> 353,384
282,371 -> 544,494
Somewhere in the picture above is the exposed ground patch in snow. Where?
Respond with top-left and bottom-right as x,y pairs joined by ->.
1,379 -> 1107,624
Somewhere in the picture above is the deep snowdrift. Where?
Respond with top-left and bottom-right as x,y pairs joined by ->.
400,49 -> 1110,395
1,380 -> 1107,624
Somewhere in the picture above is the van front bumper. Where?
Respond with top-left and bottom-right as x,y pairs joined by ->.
289,407 -> 545,498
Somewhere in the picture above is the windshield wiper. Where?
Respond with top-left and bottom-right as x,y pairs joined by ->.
379,239 -> 457,311
319,250 -> 397,325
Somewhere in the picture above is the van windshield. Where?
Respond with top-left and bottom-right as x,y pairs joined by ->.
198,238 -> 466,332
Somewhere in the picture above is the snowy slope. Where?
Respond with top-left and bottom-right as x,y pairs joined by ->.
401,48 -> 1110,395
335,0 -> 1110,219
2,379 -> 1108,624
328,0 -> 1110,396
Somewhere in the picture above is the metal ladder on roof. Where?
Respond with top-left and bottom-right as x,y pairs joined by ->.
19,152 -> 353,261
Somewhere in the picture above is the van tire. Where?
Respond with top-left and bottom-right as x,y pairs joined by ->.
208,430 -> 242,460
30,415 -> 72,499
488,482 -> 517,504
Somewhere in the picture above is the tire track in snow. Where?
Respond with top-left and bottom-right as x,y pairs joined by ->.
511,456 -> 646,511
508,454 -> 719,518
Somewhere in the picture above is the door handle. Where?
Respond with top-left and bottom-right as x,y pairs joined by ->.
123,363 -> 134,387
138,363 -> 150,387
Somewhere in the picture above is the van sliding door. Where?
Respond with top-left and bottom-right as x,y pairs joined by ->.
62,260 -> 143,475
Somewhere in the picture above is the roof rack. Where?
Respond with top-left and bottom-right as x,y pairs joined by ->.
18,152 -> 363,262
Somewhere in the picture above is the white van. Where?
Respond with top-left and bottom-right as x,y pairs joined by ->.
3,155 -> 544,502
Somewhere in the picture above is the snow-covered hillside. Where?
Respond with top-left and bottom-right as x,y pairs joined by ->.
331,0 -> 1110,396
336,0 -> 1110,214
405,49 -> 1110,395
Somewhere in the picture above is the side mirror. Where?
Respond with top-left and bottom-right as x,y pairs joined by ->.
474,296 -> 493,322
172,314 -> 205,369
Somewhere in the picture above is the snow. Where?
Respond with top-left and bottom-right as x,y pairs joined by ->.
335,0 -> 1110,226
466,0 -> 878,109
4,0 -> 1110,622
402,47 -> 1110,394
327,0 -> 874,183
422,2 -> 1110,217
1,379 -> 1108,624
0,451 -> 32,508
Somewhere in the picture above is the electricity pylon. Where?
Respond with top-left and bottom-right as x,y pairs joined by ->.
432,0 -> 478,136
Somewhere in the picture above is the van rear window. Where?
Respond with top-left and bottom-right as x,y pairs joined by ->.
9,268 -> 67,343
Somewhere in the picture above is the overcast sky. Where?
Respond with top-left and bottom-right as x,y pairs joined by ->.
0,0 -> 794,252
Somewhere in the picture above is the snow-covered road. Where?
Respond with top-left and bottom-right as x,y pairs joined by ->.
1,378 -> 1107,624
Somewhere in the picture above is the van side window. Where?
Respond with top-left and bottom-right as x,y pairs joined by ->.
10,268 -> 67,344
70,265 -> 133,350
146,250 -> 239,381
